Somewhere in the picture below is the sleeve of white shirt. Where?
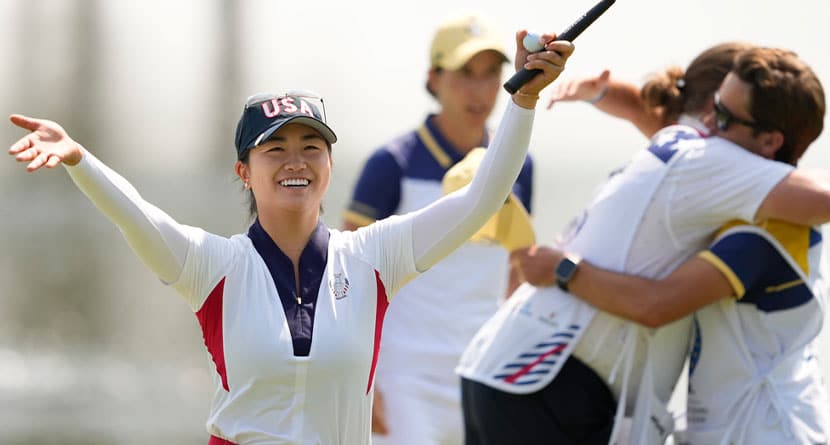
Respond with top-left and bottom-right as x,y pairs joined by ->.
170,228 -> 237,311
667,136 -> 794,244
344,214 -> 417,298
64,151 -> 230,310
64,151 -> 190,282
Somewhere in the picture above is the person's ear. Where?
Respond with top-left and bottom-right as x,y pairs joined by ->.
427,68 -> 441,97
234,160 -> 250,189
758,130 -> 785,160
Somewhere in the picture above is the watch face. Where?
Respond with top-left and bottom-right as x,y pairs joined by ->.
556,258 -> 578,281
555,257 -> 579,292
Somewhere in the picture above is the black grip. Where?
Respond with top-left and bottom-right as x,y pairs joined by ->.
503,0 -> 616,94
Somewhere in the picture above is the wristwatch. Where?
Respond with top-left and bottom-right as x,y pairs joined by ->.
555,254 -> 582,292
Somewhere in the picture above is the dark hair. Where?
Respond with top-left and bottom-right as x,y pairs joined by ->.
239,149 -> 258,219
239,141 -> 333,220
734,47 -> 825,165
426,67 -> 443,98
641,42 -> 754,126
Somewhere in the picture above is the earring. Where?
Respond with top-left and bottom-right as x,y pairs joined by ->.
244,180 -> 250,190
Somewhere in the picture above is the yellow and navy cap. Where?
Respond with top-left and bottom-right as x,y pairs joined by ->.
430,14 -> 509,70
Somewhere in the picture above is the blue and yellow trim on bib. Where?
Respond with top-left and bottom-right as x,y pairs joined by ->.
697,220 -> 820,312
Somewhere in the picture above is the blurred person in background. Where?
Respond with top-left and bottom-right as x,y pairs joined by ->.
343,14 -> 534,445
6,30 -> 574,445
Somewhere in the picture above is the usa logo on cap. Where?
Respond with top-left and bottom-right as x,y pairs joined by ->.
234,91 -> 337,160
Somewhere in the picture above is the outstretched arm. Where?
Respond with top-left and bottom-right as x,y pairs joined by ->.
8,115 -> 189,284
547,70 -> 663,137
513,245 -> 733,328
411,31 -> 575,271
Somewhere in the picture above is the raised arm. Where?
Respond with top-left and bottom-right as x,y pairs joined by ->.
546,70 -> 663,137
411,31 -> 574,271
513,245 -> 733,328
8,115 -> 189,283
756,168 -> 830,226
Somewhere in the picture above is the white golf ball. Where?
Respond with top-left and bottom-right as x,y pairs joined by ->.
523,33 -> 544,52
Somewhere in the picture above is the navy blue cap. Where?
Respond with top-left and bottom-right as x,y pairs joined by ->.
234,92 -> 337,160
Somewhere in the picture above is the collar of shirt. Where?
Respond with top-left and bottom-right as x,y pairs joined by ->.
247,218 -> 330,356
424,114 -> 490,162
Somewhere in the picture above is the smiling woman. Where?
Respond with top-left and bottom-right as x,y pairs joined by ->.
234,92 -> 335,221
5,29 -> 575,444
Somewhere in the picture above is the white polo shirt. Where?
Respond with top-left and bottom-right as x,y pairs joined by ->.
172,216 -> 416,444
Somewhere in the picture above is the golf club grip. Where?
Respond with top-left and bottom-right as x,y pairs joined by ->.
503,0 -> 616,94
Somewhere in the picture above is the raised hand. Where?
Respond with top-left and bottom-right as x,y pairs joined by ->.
8,114 -> 83,172
512,30 -> 576,108
546,69 -> 610,109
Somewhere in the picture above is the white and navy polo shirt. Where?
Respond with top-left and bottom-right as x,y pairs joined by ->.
173,216 -> 416,444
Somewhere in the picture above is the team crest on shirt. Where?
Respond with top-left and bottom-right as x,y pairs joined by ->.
330,272 -> 350,300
